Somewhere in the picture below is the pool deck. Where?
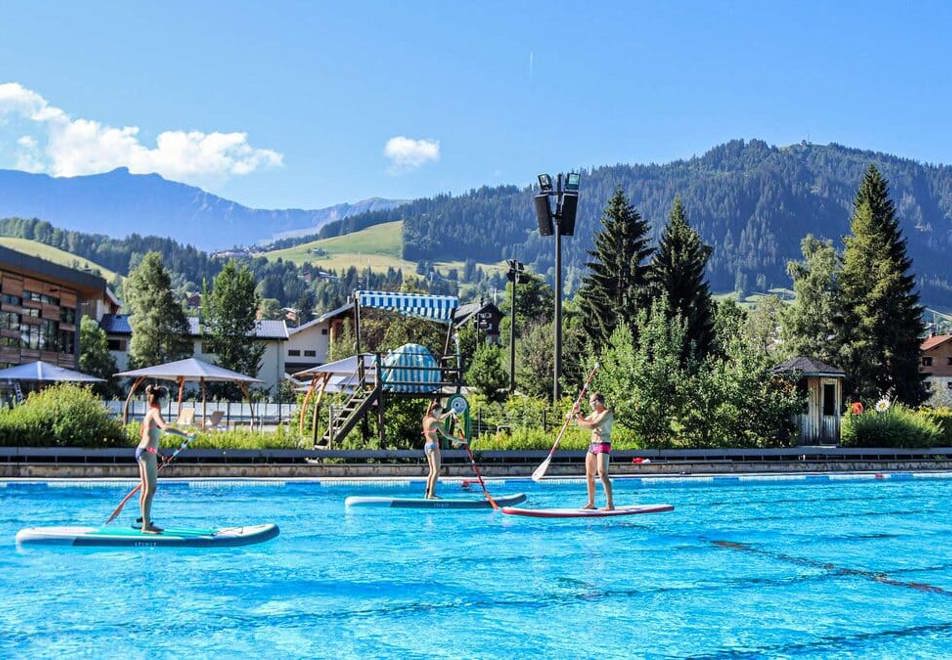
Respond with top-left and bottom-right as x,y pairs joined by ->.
2,446 -> 951,479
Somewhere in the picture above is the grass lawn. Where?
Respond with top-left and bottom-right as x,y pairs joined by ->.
262,220 -> 506,277
0,237 -> 120,281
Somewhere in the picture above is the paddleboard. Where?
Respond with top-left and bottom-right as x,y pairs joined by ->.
501,503 -> 673,518
15,523 -> 279,548
345,493 -> 527,509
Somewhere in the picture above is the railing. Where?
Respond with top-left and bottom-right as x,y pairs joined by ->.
3,446 -> 952,465
105,400 -> 299,428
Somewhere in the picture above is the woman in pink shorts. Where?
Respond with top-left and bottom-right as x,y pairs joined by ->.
573,392 -> 614,510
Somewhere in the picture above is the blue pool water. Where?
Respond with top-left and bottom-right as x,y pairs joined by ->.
1,474 -> 951,658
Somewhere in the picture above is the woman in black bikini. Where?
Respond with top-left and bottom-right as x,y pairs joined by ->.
137,385 -> 192,533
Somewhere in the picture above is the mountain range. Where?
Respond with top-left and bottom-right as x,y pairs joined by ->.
3,140 -> 952,308
0,167 -> 401,250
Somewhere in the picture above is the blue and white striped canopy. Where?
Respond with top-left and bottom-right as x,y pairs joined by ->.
380,343 -> 441,393
356,290 -> 459,324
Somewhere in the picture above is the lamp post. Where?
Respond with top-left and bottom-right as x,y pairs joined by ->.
533,172 -> 580,403
506,258 -> 524,392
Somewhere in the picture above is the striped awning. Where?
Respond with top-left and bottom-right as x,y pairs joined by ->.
356,290 -> 459,324
380,343 -> 441,393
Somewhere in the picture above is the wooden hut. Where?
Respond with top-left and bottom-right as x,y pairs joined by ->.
772,357 -> 846,444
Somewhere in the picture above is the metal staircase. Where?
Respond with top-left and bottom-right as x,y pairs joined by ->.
319,383 -> 380,447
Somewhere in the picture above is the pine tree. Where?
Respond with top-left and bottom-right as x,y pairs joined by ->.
79,316 -> 119,397
465,343 -> 509,403
577,188 -> 653,346
124,252 -> 192,368
840,165 -> 926,404
648,196 -> 716,361
781,235 -> 844,365
203,260 -> 265,378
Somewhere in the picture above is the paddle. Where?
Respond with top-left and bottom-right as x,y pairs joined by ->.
104,432 -> 197,525
531,361 -> 600,482
452,420 -> 499,511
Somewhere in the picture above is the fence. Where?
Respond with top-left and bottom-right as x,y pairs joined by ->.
104,400 -> 300,429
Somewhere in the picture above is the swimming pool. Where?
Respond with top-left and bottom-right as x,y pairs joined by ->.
2,474 -> 950,657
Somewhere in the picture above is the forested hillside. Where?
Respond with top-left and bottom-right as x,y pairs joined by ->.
311,140 -> 952,306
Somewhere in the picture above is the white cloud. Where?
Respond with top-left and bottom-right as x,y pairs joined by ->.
384,136 -> 440,172
0,82 -> 282,184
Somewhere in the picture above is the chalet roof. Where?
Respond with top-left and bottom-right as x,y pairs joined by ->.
771,356 -> 846,378
287,302 -> 354,336
454,300 -> 502,325
100,314 -> 288,340
921,334 -> 952,351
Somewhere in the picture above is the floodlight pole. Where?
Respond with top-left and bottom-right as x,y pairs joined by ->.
553,174 -> 563,404
508,262 -> 518,393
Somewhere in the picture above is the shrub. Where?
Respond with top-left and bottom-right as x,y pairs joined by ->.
917,407 -> 952,446
473,424 -> 641,451
123,423 -> 307,450
841,404 -> 942,448
0,383 -> 130,447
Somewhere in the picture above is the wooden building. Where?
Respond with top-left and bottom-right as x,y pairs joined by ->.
0,246 -> 107,370
920,334 -> 952,405
772,356 -> 846,444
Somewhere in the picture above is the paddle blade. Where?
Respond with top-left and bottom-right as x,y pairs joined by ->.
531,455 -> 552,482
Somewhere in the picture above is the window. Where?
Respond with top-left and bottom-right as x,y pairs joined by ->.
321,328 -> 328,335
922,357 -> 934,367
60,307 -> 77,324
20,325 -> 40,350
1,294 -> 20,306
37,319 -> 58,350
304,350 -> 316,358
796,379 -> 809,413
23,291 -> 59,306
947,382 -> 952,390
107,339 -> 126,351
947,357 -> 952,366
58,329 -> 74,353
288,349 -> 301,357
822,383 -> 836,417
0,336 -> 19,348
24,308 -> 39,318
0,311 -> 18,330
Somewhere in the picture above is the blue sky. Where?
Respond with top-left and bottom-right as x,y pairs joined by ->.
1,1 -> 951,209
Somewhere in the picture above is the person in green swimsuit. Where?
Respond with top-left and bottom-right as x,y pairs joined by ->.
136,385 -> 192,533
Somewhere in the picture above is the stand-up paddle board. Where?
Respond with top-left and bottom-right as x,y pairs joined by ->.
501,504 -> 673,518
16,523 -> 279,548
345,493 -> 527,509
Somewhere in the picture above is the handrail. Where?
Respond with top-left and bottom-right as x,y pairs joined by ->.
3,446 -> 952,464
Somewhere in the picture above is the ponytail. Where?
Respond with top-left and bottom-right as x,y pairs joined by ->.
145,384 -> 168,407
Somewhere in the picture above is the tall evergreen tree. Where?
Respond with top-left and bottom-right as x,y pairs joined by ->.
203,260 -> 265,378
840,165 -> 926,404
124,252 -> 192,368
648,196 -> 716,361
781,235 -> 844,364
79,316 -> 119,397
577,188 -> 652,346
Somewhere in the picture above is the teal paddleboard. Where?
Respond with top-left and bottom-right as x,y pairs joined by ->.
16,524 -> 279,548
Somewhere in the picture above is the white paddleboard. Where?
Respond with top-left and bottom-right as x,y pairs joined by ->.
501,503 -> 673,518
345,493 -> 527,509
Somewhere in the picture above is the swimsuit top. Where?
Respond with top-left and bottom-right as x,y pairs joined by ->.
139,414 -> 162,451
422,417 -> 440,444
591,411 -> 614,444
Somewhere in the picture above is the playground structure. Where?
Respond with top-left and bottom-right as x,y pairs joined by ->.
296,291 -> 469,448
